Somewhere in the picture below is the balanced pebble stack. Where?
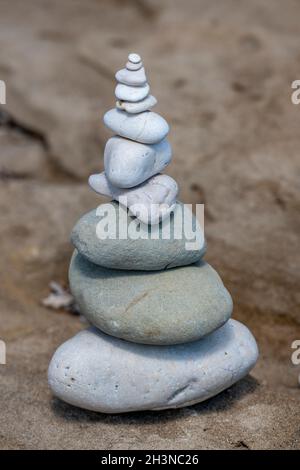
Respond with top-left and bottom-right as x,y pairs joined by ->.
48,54 -> 258,413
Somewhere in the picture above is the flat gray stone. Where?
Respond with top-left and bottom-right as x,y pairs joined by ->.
126,60 -> 142,71
69,251 -> 232,345
48,319 -> 258,413
115,67 -> 147,86
71,201 -> 205,270
103,109 -> 169,144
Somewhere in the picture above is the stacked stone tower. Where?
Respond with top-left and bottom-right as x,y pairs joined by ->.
48,54 -> 258,413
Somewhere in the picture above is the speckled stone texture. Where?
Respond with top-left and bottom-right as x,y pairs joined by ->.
48,320 -> 258,413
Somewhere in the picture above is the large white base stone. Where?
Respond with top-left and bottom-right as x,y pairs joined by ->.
48,320 -> 258,414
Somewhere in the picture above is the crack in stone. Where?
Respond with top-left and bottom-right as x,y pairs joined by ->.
135,112 -> 149,140
167,378 -> 199,405
123,291 -> 149,314
167,384 -> 192,404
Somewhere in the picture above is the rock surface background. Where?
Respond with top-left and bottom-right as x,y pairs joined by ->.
0,0 -> 300,449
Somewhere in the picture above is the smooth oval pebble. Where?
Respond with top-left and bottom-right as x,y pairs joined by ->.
71,201 -> 205,269
69,252 -> 233,345
116,95 -> 157,114
115,83 -> 149,102
103,109 -> 169,144
126,60 -> 142,71
104,136 -> 171,188
48,320 -> 258,413
116,67 -> 147,86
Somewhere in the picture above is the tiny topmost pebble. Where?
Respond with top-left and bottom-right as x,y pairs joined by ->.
128,53 -> 141,64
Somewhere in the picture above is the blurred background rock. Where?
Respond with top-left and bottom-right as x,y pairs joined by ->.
0,0 -> 299,450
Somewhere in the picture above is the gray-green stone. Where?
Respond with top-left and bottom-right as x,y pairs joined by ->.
69,251 -> 233,345
71,202 -> 206,271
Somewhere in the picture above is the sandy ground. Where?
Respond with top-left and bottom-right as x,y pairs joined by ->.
0,0 -> 300,449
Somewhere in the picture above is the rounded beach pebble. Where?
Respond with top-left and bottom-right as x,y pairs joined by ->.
103,136 -> 172,188
103,109 -> 169,144
48,320 -> 258,413
71,201 -> 205,270
69,251 -> 233,345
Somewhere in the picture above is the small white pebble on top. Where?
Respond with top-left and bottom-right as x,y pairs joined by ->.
128,53 -> 141,64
